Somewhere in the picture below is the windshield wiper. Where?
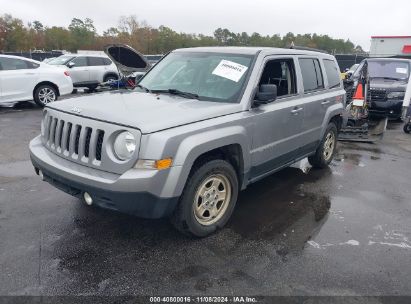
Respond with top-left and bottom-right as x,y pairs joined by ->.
136,84 -> 151,92
151,89 -> 199,100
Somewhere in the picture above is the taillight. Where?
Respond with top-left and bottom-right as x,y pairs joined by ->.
64,71 -> 70,76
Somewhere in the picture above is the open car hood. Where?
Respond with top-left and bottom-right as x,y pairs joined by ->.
104,44 -> 151,75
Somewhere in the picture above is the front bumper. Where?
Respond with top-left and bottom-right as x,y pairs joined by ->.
29,136 -> 179,218
369,100 -> 403,118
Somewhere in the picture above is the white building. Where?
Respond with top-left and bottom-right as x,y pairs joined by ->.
369,36 -> 411,57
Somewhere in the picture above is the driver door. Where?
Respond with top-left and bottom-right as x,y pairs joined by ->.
67,56 -> 90,85
249,56 -> 305,180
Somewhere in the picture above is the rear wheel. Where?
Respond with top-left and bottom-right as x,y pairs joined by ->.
104,75 -> 118,83
33,85 -> 58,107
171,159 -> 239,237
308,122 -> 338,168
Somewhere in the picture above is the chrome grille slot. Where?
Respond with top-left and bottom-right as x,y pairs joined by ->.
84,128 -> 92,158
56,120 -> 65,151
40,108 -> 141,174
65,123 -> 72,153
74,125 -> 82,155
95,130 -> 105,161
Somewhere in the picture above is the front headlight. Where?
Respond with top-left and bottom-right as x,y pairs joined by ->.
113,131 -> 136,160
387,91 -> 405,99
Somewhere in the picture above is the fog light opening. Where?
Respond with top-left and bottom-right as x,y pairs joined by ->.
83,192 -> 93,206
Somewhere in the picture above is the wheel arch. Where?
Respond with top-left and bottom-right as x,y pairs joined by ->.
33,81 -> 60,99
103,72 -> 119,82
170,127 -> 251,197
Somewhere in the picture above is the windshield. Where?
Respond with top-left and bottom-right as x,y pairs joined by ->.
48,55 -> 75,65
139,52 -> 255,103
368,60 -> 410,80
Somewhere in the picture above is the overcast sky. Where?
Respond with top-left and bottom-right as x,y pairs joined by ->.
1,0 -> 410,50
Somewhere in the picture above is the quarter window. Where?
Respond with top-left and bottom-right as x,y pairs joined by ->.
299,58 -> 324,92
323,59 -> 341,88
258,59 -> 297,97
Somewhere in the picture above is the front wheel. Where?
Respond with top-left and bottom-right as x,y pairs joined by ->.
34,85 -> 58,107
171,159 -> 239,237
308,122 -> 338,168
404,123 -> 411,134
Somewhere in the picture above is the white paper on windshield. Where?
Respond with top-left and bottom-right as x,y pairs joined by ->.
396,67 -> 408,74
212,60 -> 248,82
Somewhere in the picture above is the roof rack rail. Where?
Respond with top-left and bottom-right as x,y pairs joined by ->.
289,45 -> 329,54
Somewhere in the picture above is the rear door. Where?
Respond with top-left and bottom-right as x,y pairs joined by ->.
250,56 -> 306,180
87,56 -> 107,83
0,57 -> 39,102
67,56 -> 89,85
295,57 -> 327,150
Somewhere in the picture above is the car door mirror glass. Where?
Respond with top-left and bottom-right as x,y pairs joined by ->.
255,84 -> 277,105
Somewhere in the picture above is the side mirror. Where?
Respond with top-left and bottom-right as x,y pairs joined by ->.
254,84 -> 277,105
67,62 -> 75,68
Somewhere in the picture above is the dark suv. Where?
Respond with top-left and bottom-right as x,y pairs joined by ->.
349,58 -> 411,119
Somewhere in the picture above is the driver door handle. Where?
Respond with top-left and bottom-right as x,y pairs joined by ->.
321,100 -> 331,105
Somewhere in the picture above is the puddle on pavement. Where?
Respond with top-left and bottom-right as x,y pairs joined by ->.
228,167 -> 331,254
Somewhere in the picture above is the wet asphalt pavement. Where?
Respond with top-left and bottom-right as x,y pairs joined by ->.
0,103 -> 410,296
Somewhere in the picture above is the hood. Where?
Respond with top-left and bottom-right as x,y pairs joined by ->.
369,78 -> 408,91
104,44 -> 151,76
47,91 -> 242,134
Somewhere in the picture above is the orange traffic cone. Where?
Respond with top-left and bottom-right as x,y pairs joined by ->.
352,83 -> 365,106
353,83 -> 364,99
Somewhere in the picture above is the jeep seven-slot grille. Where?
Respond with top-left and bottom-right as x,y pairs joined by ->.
43,115 -> 105,164
368,89 -> 387,102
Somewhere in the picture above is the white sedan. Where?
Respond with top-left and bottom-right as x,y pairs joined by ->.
0,55 -> 73,107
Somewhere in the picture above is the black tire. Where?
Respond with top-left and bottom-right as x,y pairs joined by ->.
171,159 -> 239,237
308,122 -> 338,169
104,75 -> 118,83
86,85 -> 98,92
33,85 -> 58,107
404,123 -> 411,134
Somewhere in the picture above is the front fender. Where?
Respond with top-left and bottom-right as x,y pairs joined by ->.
169,126 -> 251,197
321,103 -> 344,138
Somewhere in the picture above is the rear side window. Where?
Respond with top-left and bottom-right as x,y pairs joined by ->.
323,59 -> 341,88
88,57 -> 106,66
299,58 -> 324,92
0,57 -> 38,70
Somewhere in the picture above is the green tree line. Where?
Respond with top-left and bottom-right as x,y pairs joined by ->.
0,14 -> 365,54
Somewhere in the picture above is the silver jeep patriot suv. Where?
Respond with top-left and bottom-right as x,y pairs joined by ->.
30,47 -> 345,237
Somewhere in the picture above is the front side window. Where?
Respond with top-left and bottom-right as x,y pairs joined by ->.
258,58 -> 297,97
0,57 -> 36,70
71,56 -> 87,67
323,59 -> 341,89
299,58 -> 324,92
139,52 -> 255,103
